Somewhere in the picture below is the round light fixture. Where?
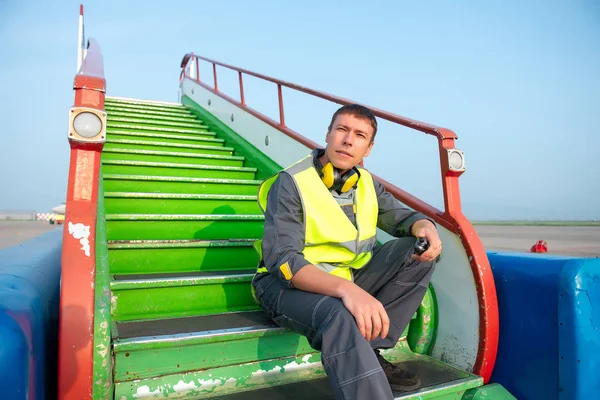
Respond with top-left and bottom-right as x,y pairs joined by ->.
73,112 -> 102,138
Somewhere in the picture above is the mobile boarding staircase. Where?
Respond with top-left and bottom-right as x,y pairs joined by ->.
56,11 -> 514,400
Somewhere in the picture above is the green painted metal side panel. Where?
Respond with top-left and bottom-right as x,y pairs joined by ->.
111,279 -> 258,321
108,244 -> 257,274
104,195 -> 261,215
182,96 -> 281,180
462,384 -> 516,400
91,170 -> 114,399
106,218 -> 264,241
408,284 -> 438,355
101,161 -> 257,180
103,177 -> 260,195
114,331 -> 314,381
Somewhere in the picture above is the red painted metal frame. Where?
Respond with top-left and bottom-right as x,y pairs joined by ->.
58,38 -> 105,400
180,54 -> 498,381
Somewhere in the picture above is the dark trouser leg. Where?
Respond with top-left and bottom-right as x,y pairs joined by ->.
254,275 -> 394,400
353,237 -> 436,349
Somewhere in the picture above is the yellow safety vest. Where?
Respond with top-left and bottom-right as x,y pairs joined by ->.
256,155 -> 378,281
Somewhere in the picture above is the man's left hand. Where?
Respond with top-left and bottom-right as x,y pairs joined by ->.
411,220 -> 442,262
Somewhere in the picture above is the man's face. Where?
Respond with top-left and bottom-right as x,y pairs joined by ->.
324,113 -> 375,172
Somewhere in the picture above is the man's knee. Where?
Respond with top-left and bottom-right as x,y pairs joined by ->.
312,298 -> 363,351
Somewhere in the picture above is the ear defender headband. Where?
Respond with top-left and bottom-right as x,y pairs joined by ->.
315,157 -> 360,193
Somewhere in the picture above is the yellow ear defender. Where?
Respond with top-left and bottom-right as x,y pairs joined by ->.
315,157 -> 360,193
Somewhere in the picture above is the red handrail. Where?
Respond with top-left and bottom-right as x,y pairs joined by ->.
58,37 -> 106,400
180,54 -> 498,382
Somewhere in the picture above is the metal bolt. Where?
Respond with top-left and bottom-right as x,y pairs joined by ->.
265,136 -> 270,146
208,99 -> 212,106
231,114 -> 235,122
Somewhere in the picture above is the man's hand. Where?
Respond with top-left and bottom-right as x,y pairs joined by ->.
339,284 -> 390,341
411,219 -> 442,262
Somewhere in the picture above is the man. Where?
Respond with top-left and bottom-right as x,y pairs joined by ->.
252,104 -> 442,400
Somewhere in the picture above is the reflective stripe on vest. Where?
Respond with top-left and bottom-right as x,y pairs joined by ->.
257,155 -> 378,281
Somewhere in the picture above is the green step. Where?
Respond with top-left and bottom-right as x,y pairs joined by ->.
107,110 -> 199,122
110,271 -> 258,321
104,192 -> 261,215
106,214 -> 264,240
106,131 -> 225,146
101,160 -> 257,180
108,116 -> 208,129
114,352 -> 325,399
108,239 -> 258,274
104,140 -> 234,157
106,107 -> 197,119
102,148 -> 245,167
105,100 -> 189,111
113,311 -> 314,382
108,123 -> 209,134
106,97 -> 185,109
105,104 -> 192,116
103,174 -> 261,195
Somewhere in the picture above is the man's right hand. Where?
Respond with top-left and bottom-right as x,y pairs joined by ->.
291,264 -> 390,341
340,284 -> 390,341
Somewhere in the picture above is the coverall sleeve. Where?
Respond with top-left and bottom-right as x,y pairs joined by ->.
374,178 -> 436,237
261,173 -> 311,287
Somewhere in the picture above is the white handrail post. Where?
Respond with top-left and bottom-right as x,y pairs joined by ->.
77,4 -> 85,72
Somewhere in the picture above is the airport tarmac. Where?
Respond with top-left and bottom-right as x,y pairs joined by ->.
0,221 -> 598,257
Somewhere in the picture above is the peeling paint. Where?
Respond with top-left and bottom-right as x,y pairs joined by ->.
68,221 -> 91,256
111,293 -> 118,313
173,379 -> 198,392
132,385 -> 161,398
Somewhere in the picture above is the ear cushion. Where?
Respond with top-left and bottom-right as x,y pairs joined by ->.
339,170 -> 359,193
321,162 -> 336,189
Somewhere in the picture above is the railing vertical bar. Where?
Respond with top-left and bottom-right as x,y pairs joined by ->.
278,84 -> 285,126
239,72 -> 245,106
195,56 -> 200,83
213,63 -> 218,91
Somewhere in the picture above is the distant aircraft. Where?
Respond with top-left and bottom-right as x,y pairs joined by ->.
52,204 -> 66,215
49,203 -> 66,225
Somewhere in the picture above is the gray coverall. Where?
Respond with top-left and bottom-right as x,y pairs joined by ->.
252,156 -> 436,400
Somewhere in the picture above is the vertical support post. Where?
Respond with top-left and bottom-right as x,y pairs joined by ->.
239,72 -> 245,106
195,56 -> 200,83
213,63 -> 218,91
189,57 -> 196,80
278,84 -> 285,127
77,5 -> 84,72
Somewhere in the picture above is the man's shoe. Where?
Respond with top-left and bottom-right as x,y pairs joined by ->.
374,350 -> 421,392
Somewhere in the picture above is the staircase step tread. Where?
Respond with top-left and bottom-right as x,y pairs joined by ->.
106,213 -> 263,220
104,192 -> 256,200
108,238 -> 256,249
102,148 -> 244,160
105,103 -> 190,111
111,270 -> 253,289
107,111 -> 198,121
113,270 -> 254,281
106,130 -> 222,142
207,364 -> 481,400
101,159 -> 257,172
106,108 -> 195,118
116,310 -> 273,340
108,116 -> 205,126
106,138 -> 232,151
105,96 -> 184,107
108,123 -> 209,133
103,174 -> 261,185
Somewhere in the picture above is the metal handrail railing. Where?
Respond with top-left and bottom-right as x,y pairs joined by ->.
179,54 -> 499,382
58,5 -> 108,399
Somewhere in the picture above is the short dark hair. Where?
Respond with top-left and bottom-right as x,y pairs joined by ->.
327,104 -> 378,142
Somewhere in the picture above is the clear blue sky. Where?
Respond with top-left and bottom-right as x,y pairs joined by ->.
0,0 -> 598,220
